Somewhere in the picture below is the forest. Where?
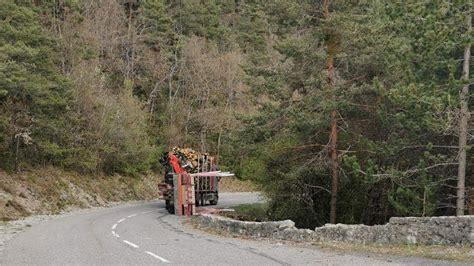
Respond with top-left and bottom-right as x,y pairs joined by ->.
0,0 -> 472,228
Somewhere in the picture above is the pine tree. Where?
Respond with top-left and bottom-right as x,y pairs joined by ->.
0,2 -> 71,170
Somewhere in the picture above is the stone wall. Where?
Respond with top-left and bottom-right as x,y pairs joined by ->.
192,214 -> 474,246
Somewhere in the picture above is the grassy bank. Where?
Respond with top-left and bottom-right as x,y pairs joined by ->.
315,242 -> 474,262
0,168 -> 161,221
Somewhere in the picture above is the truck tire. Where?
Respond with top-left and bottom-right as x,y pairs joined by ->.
165,200 -> 175,214
209,197 -> 218,205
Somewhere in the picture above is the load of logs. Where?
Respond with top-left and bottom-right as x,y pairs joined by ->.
160,147 -> 217,174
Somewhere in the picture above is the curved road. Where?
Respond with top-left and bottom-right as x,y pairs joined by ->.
1,193 -> 462,265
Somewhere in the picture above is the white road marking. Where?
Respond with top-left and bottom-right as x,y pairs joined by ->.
145,251 -> 170,263
114,212 -> 169,258
123,240 -> 139,248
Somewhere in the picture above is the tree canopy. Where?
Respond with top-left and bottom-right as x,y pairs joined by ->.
0,0 -> 472,227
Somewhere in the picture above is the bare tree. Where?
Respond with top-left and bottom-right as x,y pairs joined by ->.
166,37 -> 246,154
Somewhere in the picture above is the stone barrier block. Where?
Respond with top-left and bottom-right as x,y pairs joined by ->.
192,214 -> 474,246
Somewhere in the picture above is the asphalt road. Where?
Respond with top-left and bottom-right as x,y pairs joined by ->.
1,193 -> 465,265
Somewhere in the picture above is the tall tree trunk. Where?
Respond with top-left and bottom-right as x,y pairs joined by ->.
457,12 -> 471,216
329,109 -> 338,223
323,0 -> 338,224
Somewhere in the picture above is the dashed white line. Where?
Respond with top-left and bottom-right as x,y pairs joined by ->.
123,240 -> 139,248
114,212 -> 166,258
145,251 -> 170,263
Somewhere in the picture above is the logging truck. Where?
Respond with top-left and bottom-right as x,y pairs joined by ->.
158,148 -> 233,215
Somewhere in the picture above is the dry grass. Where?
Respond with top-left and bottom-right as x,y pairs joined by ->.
219,178 -> 257,192
313,241 -> 474,262
0,167 -> 161,221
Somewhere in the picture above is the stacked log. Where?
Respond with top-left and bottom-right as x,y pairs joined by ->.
160,147 -> 215,174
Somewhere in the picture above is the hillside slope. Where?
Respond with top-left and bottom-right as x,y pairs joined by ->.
0,168 -> 160,221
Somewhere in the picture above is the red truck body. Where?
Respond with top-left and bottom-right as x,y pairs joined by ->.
158,152 -> 220,214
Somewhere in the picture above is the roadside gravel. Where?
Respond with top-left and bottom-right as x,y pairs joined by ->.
0,215 -> 51,258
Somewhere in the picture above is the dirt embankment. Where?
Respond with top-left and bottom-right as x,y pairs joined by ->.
0,168 -> 161,221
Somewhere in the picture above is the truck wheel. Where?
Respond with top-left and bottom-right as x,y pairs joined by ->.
209,198 -> 218,205
165,200 -> 175,214
195,194 -> 201,206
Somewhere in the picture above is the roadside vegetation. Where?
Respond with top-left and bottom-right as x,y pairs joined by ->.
0,168 -> 160,221
0,1 -> 472,229
219,178 -> 257,193
315,242 -> 474,263
222,203 -> 269,222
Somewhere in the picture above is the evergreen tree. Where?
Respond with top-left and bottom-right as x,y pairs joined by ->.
236,0 -> 472,227
0,2 -> 72,170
